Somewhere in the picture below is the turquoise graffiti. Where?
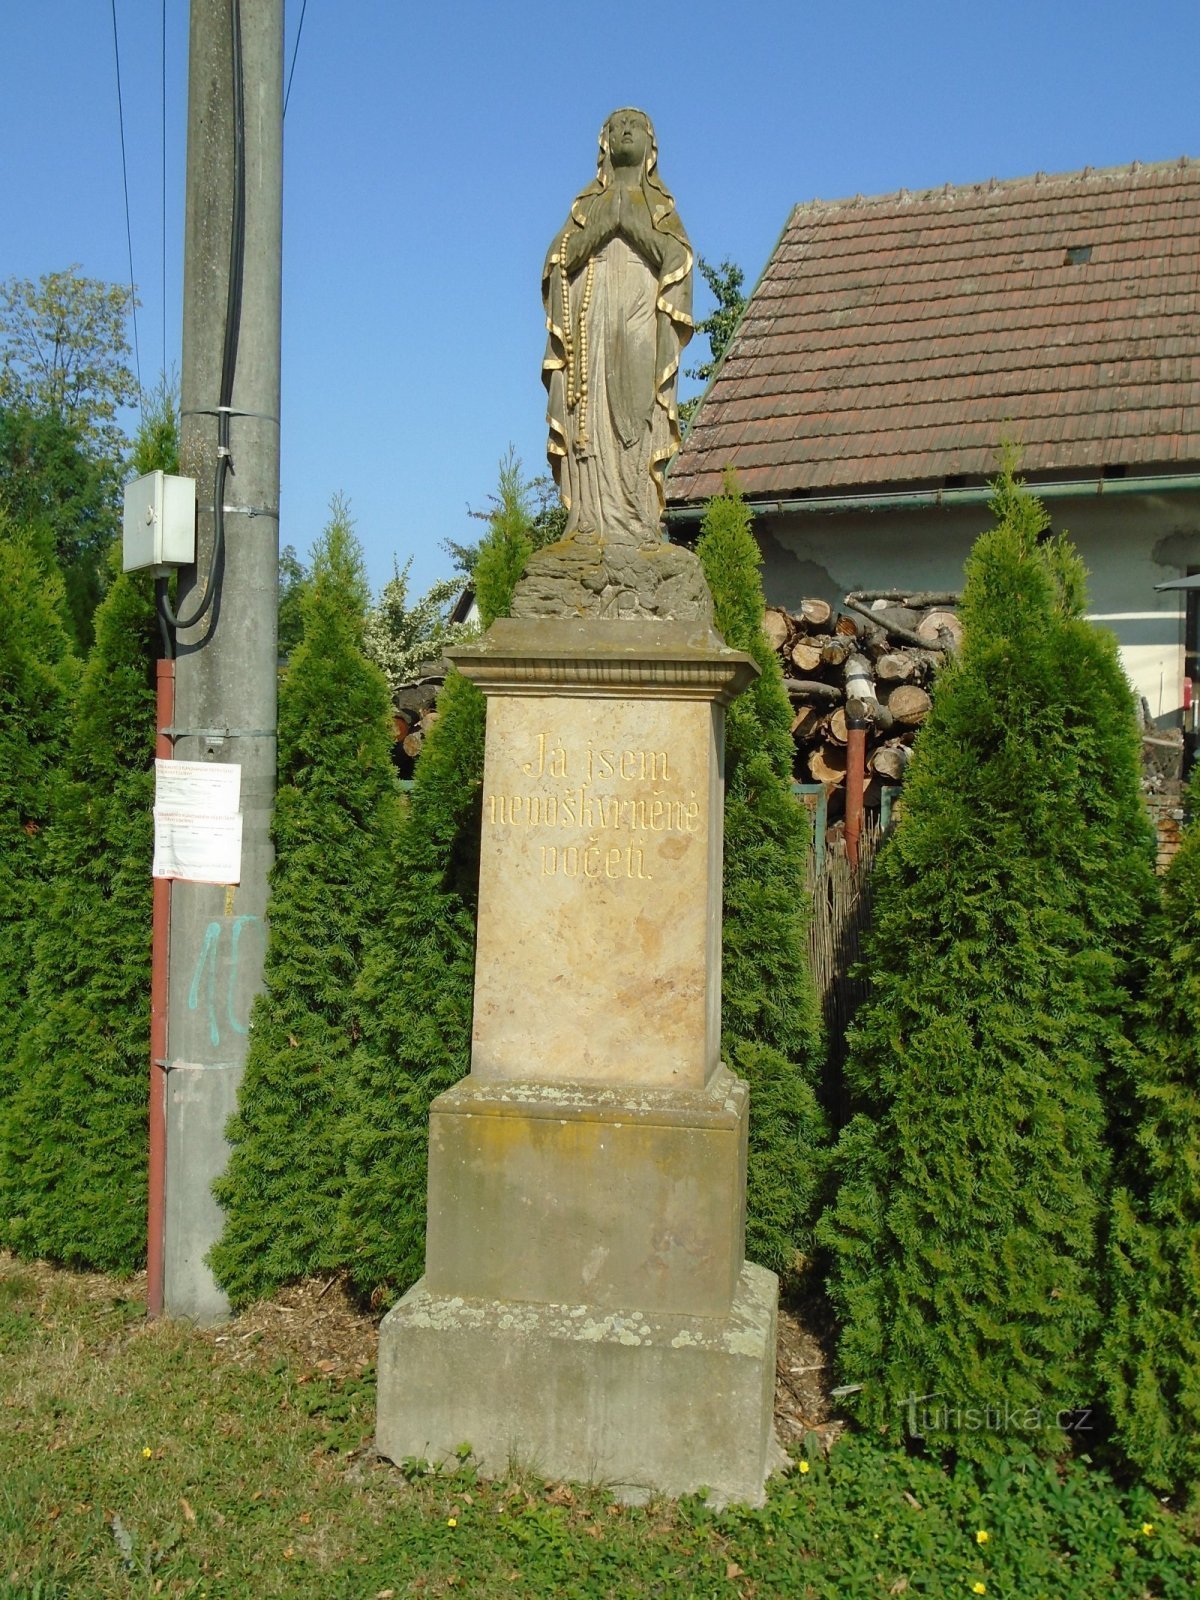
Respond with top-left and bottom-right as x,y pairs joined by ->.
188,916 -> 261,1047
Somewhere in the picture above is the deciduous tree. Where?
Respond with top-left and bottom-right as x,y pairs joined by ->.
0,268 -> 138,465
680,258 -> 747,426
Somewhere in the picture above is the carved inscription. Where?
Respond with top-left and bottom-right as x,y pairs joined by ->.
485,731 -> 702,881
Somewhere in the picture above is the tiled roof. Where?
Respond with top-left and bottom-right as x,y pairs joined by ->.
667,159 -> 1200,506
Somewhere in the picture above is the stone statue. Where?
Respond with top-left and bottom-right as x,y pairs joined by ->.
542,107 -> 693,547
511,110 -> 709,623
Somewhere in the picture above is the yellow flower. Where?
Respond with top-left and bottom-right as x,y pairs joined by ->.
446,1516 -> 458,1528
1141,1522 -> 1154,1536
799,1459 -> 810,1474
972,1585 -> 986,1596
141,1447 -> 153,1459
975,1530 -> 989,1545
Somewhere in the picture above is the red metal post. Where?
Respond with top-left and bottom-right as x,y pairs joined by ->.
844,719 -> 868,872
147,658 -> 174,1318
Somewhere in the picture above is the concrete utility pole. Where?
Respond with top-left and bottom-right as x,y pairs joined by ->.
164,0 -> 283,1319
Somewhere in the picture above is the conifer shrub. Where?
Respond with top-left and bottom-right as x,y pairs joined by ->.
819,467 -> 1157,1460
337,463 -> 534,1304
1101,766 -> 1200,1494
0,394 -> 178,1267
0,517 -> 77,1153
0,554 -> 156,1268
696,474 -> 827,1277
208,502 -> 402,1306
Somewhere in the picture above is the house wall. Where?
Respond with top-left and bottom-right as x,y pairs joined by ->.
754,490 -> 1200,725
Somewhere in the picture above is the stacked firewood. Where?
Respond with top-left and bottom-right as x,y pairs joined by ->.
763,591 -> 962,796
392,673 -> 443,773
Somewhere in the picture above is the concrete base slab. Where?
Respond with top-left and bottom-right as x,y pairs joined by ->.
376,1261 -> 783,1507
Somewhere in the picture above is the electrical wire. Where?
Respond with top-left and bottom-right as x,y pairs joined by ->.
110,0 -> 143,408
161,0 -> 167,377
154,576 -> 175,659
157,0 -> 246,640
283,0 -> 308,119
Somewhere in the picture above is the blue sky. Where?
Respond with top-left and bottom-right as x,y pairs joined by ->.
3,1 -> 1197,598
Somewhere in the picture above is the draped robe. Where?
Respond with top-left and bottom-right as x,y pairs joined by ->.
543,172 -> 692,544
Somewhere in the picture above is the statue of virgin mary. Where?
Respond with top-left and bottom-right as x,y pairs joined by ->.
542,108 -> 693,545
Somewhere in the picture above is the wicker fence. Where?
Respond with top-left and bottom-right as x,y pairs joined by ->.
806,813 -> 887,1118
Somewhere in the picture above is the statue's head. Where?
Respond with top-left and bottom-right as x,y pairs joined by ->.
598,108 -> 656,179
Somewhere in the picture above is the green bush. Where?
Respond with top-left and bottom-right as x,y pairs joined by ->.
0,405 -> 119,649
337,463 -> 535,1304
1102,765 -> 1200,1494
209,501 -> 403,1306
696,474 -> 826,1277
0,555 -> 156,1269
819,467 -> 1158,1459
715,1430 -> 1198,1600
0,517 -> 77,1176
0,395 -> 179,1267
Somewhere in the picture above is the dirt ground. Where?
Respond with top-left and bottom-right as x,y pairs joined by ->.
7,1253 -> 844,1455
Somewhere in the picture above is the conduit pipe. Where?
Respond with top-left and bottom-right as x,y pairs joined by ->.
147,657 -> 174,1319
844,715 -> 868,872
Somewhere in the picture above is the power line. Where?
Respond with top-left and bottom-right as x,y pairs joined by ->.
283,0 -> 308,119
162,0 -> 167,377
109,0 -> 143,405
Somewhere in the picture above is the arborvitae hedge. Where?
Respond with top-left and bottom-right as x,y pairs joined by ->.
337,467 -> 534,1303
209,503 -> 402,1306
696,475 -> 826,1277
0,517 -> 77,1151
819,468 -> 1157,1460
0,554 -> 156,1268
1101,766 -> 1200,1493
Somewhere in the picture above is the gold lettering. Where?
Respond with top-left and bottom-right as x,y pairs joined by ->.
541,845 -> 557,875
650,799 -> 664,830
685,800 -> 700,832
619,750 -> 637,780
605,846 -> 622,878
523,732 -> 545,778
584,845 -> 601,877
563,845 -> 579,876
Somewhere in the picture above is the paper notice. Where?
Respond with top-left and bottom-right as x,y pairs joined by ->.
155,758 -> 241,815
153,810 -> 244,884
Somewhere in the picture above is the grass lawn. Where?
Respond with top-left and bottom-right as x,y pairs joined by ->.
2,1252 -> 1197,1599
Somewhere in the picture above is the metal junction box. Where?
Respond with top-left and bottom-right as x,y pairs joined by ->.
122,471 -> 196,572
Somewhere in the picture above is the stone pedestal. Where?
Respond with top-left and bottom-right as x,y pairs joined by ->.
376,1264 -> 780,1505
376,618 -> 782,1504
